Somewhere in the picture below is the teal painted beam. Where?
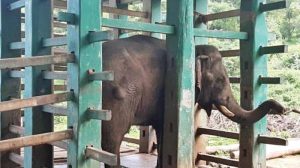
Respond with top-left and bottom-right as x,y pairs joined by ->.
162,0 -> 195,167
143,0 -> 162,38
0,0 -> 22,167
194,29 -> 248,40
239,0 -> 269,167
259,76 -> 281,84
87,109 -> 112,121
8,0 -> 25,11
67,0 -> 102,167
195,0 -> 208,45
88,31 -> 113,43
102,18 -> 174,34
43,37 -> 67,47
9,70 -> 25,78
259,45 -> 288,55
24,0 -> 53,167
43,71 -> 68,80
259,1 -> 287,13
57,12 -> 76,24
117,3 -> 129,38
88,70 -> 114,81
9,41 -> 25,50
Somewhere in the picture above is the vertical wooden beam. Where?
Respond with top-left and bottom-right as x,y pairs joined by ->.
24,0 -> 53,167
239,0 -> 268,168
139,126 -> 156,153
67,0 -> 102,167
194,1 -> 208,166
162,0 -> 195,167
117,3 -> 129,38
143,0 -> 162,38
0,0 -> 21,167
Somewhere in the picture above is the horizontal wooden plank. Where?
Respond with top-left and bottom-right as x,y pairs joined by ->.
20,84 -> 67,91
229,77 -> 240,84
0,92 -> 72,112
53,0 -> 147,18
9,153 -> 23,166
259,76 -> 281,84
88,70 -> 114,81
220,49 -> 240,57
43,37 -> 68,47
88,31 -> 113,43
102,18 -> 174,34
87,109 -> 112,121
258,135 -> 288,146
85,147 -> 117,166
9,70 -> 25,78
10,41 -> 25,50
194,29 -> 248,39
123,137 -> 140,144
197,153 -> 239,167
49,140 -> 68,150
0,129 -> 73,151
259,1 -> 288,12
0,54 -> 74,69
196,9 -> 240,22
259,45 -> 288,55
43,71 -> 68,80
195,127 -> 239,140
8,0 -> 25,10
42,105 -> 67,116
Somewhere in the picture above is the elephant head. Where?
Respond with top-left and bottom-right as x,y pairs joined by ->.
195,45 -> 286,124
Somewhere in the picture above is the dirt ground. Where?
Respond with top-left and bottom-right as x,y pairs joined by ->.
267,155 -> 300,168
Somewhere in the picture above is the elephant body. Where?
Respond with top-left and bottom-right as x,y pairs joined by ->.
101,35 -> 285,167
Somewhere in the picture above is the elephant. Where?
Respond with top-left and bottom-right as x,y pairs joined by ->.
101,35 -> 285,167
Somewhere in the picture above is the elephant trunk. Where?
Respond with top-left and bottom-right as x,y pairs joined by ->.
214,97 -> 286,124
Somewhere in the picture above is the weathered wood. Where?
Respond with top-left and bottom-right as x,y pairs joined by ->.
42,105 -> 67,116
0,129 -> 73,151
123,137 -> 140,144
0,92 -> 72,112
259,76 -> 281,84
8,0 -> 25,10
85,147 -> 117,166
0,1 -> 22,166
67,0 -> 102,167
9,70 -> 25,78
0,54 -> 74,69
42,71 -> 68,80
50,140 -> 68,150
229,77 -> 241,84
139,126 -> 156,153
197,153 -> 239,167
220,49 -> 240,57
88,70 -> 114,81
102,18 -> 174,34
87,109 -> 112,121
239,0 -> 269,167
196,127 -> 239,140
259,45 -> 288,55
259,1 -> 288,12
9,125 -> 24,135
162,0 -> 194,167
194,29 -> 248,40
43,37 -> 68,47
206,144 -> 239,154
196,9 -> 240,23
53,0 -> 148,18
258,135 -> 288,146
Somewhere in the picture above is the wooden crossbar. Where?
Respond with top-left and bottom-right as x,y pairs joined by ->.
0,129 -> 73,151
85,147 -> 117,166
196,127 -> 239,140
0,54 -> 74,69
53,0 -> 148,18
197,153 -> 239,167
0,92 -> 72,112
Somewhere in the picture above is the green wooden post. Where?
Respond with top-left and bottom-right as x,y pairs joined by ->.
162,0 -> 195,167
194,1 -> 208,165
24,0 -> 53,167
117,3 -> 129,38
143,0 -> 162,38
67,0 -> 102,167
0,0 -> 21,167
239,0 -> 268,167
195,0 -> 208,45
